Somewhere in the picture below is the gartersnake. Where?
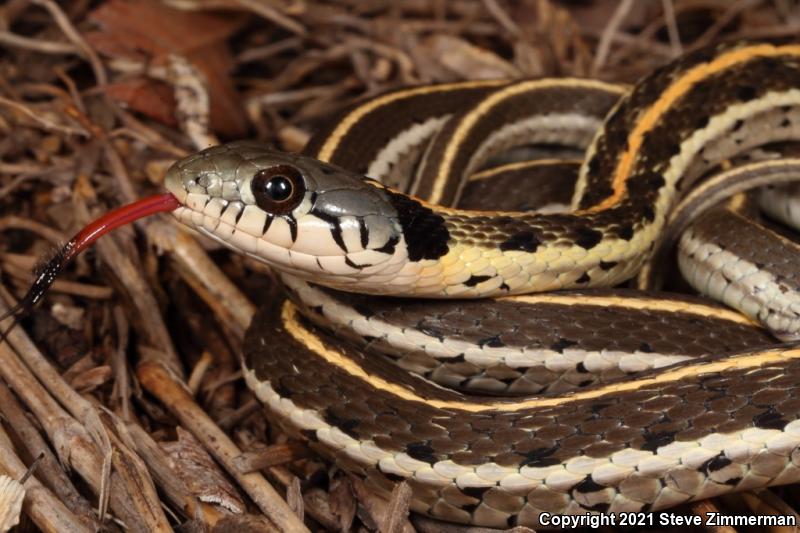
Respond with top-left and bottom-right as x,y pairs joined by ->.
161,41 -> 800,527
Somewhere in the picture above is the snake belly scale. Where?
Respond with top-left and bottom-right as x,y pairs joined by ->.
163,41 -> 800,527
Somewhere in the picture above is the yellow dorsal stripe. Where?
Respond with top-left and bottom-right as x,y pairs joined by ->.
431,79 -> 627,204
503,294 -> 756,325
468,158 -> 582,182
587,43 -> 800,212
316,80 -> 507,163
281,301 -> 795,413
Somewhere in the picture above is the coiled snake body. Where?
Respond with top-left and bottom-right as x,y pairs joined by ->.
165,42 -> 800,527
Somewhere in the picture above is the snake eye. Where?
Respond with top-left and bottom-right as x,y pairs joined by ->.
251,165 -> 305,215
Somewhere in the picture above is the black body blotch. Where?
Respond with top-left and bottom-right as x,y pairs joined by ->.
500,231 -> 541,252
520,446 -> 560,467
406,442 -> 437,464
574,476 -> 605,493
385,190 -> 450,261
550,338 -> 578,353
574,227 -> 604,249
703,454 -> 732,472
753,408 -> 788,430
478,335 -> 504,348
324,410 -> 360,438
353,303 -> 375,318
464,274 -> 492,287
641,430 -> 677,452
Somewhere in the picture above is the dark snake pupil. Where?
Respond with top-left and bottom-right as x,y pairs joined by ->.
265,176 -> 292,201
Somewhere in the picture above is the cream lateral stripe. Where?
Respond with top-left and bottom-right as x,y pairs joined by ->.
282,301 -> 794,413
315,80 -> 508,162
430,79 -> 628,204
503,294 -> 756,325
589,43 -> 800,211
667,159 -> 800,222
637,158 -> 800,290
468,159 -> 583,182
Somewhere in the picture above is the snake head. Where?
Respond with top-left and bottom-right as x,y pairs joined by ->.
164,141 -> 410,288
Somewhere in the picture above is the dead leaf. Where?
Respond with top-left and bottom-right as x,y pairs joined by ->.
86,0 -> 248,137
160,427 -> 246,513
104,79 -> 178,126
70,365 -> 114,393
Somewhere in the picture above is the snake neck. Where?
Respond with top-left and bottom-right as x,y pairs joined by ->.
309,42 -> 800,297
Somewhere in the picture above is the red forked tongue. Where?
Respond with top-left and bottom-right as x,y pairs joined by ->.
0,193 -> 180,341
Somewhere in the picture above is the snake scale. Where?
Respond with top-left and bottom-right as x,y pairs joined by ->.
158,40 -> 800,528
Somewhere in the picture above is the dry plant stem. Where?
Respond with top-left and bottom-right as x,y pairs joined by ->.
95,409 -> 172,533
689,499 -> 736,533
731,23 -> 800,40
0,382 -> 97,529
94,228 -> 184,374
110,107 -> 189,158
0,216 -> 66,245
125,423 -> 224,527
2,256 -> 113,299
739,491 -> 798,533
30,0 -> 107,86
688,0 -> 762,51
751,488 -> 800,523
0,96 -> 88,137
0,30 -> 78,54
233,442 -> 311,473
0,286 -> 173,531
146,220 -> 256,336
216,397 -> 261,431
232,0 -> 306,36
0,285 -> 109,443
187,351 -> 214,395
591,0 -> 635,76
481,0 -> 520,37
236,37 -> 303,64
111,306 -> 132,421
102,140 -> 139,206
137,360 -> 310,533
0,424 -> 91,533
72,197 -> 184,376
660,0 -> 682,56
581,27 -> 673,58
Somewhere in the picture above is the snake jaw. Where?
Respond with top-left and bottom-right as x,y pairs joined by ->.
164,142 -> 413,289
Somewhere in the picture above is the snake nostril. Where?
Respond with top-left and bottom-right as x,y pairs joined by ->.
197,173 -> 218,190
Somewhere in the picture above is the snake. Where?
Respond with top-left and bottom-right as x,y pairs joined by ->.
159,41 -> 800,527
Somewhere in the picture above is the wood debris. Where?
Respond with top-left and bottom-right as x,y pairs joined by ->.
1,1 -> 800,531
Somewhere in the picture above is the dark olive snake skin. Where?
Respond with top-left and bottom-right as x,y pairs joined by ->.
163,41 -> 800,528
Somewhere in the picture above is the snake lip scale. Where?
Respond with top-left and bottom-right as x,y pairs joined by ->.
162,41 -> 800,528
